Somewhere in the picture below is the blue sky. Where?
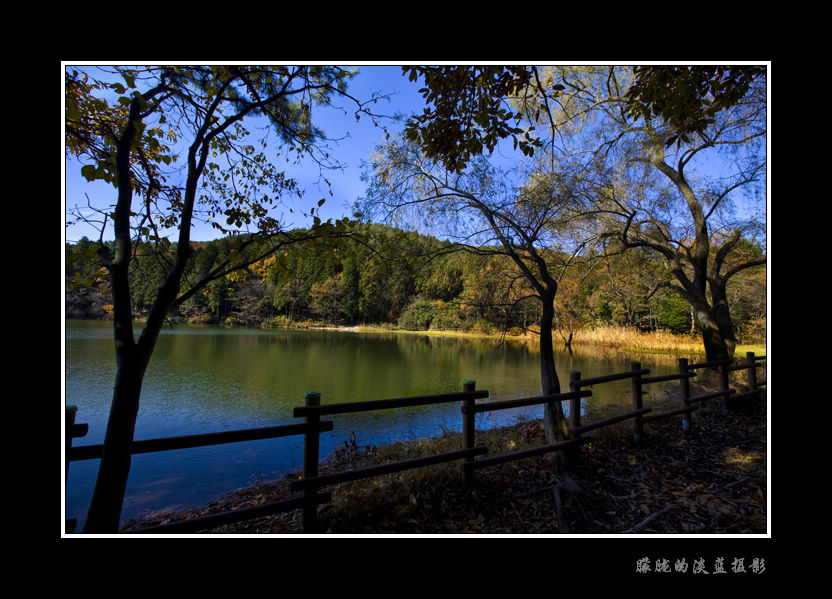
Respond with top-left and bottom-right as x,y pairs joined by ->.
63,64 -> 767,247
63,64 -> 429,243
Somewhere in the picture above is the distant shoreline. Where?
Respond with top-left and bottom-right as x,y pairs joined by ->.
65,317 -> 766,359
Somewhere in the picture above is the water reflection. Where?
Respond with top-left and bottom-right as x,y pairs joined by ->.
64,321 -> 693,528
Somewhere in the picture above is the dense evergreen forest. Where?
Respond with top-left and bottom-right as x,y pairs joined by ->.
65,224 -> 766,344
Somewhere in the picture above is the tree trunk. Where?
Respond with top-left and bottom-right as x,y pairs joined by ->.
709,278 -> 737,360
539,288 -> 568,448
83,346 -> 150,532
673,255 -> 736,364
692,299 -> 732,363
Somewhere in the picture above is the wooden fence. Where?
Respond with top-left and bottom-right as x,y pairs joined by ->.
65,351 -> 766,534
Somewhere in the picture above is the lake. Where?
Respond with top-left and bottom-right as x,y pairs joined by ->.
64,319 -> 688,529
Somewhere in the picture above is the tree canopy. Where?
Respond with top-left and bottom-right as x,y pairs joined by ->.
402,66 -> 544,173
624,65 -> 767,146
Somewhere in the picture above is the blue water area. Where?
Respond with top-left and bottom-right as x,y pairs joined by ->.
64,320 -> 685,529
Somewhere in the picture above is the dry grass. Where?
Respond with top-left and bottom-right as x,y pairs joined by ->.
564,325 -> 703,354
369,322 -> 764,358
262,318 -> 765,359
554,325 -> 766,358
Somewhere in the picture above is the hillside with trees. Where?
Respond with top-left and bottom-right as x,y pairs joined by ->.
65,224 -> 766,344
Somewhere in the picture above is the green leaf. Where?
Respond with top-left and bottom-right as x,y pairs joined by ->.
80,165 -> 98,181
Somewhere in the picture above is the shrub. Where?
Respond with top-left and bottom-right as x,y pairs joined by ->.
397,297 -> 436,330
397,298 -> 464,331
656,295 -> 692,335
429,301 -> 463,330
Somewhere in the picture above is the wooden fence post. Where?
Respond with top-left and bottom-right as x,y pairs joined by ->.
679,358 -> 692,432
462,379 -> 476,486
66,406 -> 77,482
302,391 -> 321,532
719,361 -> 731,414
65,405 -> 85,533
746,352 -> 758,395
568,370 -> 582,464
631,362 -> 644,443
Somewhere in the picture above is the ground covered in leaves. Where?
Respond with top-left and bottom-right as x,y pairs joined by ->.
122,387 -> 767,535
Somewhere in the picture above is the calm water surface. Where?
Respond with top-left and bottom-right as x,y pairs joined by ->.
64,320 -> 687,528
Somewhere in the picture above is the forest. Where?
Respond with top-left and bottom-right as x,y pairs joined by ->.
65,223 -> 766,344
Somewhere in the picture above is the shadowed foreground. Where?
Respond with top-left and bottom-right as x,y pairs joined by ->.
121,383 -> 767,535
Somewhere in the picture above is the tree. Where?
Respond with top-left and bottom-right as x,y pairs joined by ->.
339,250 -> 361,322
66,65 -> 381,532
358,136 -> 595,450
624,65 -> 767,147
360,66 -> 616,452
522,65 -> 767,361
402,66 -> 542,173
621,68 -> 766,360
308,274 -> 343,322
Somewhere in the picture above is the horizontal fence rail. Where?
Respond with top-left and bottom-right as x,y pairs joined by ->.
466,437 -> 593,471
67,421 -> 334,462
65,352 -> 766,534
292,389 -> 489,418
574,368 -> 650,387
571,407 -> 654,436
65,418 -> 335,534
290,447 -> 489,492
459,388 -> 593,480
460,390 -> 591,415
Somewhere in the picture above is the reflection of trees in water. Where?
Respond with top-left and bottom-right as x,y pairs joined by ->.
383,331 -> 683,412
387,330 -> 695,388
155,326 -> 700,417
394,331 -> 517,361
556,342 -> 697,368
